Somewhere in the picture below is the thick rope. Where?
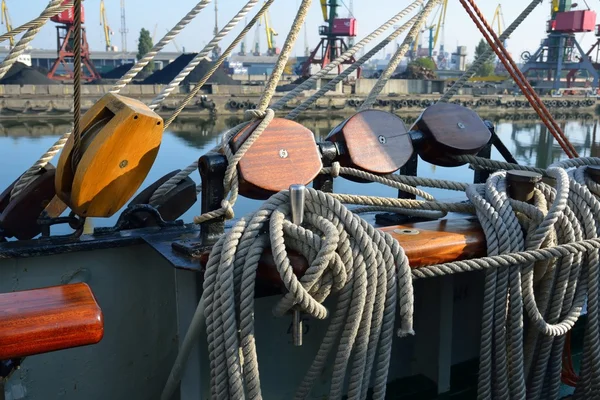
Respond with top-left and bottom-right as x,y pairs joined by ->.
109,0 -> 213,93
359,0 -> 439,111
271,0 -> 425,112
0,0 -> 64,81
286,15 -> 421,120
148,0 -> 260,113
150,0 -> 276,204
0,0 -> 73,45
439,0 -> 543,103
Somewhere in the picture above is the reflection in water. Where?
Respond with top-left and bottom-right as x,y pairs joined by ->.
0,115 -> 598,230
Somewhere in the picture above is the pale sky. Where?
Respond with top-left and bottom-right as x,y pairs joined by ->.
5,0 -> 600,63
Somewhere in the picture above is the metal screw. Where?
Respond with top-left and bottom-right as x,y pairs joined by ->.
457,122 -> 465,129
119,160 -> 128,168
279,149 -> 288,158
378,135 -> 387,144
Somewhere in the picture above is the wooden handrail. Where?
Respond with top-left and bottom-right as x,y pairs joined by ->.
199,218 -> 486,290
0,283 -> 104,360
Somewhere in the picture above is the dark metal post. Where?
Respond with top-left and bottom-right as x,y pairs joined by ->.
506,170 -> 543,203
198,153 -> 227,246
314,142 -> 338,193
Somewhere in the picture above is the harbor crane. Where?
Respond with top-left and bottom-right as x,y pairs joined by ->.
301,0 -> 358,77
1,0 -> 13,48
100,0 -> 115,52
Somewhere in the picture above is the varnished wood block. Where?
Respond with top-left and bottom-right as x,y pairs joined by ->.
0,165 -> 67,240
229,118 -> 322,199
0,283 -> 104,359
199,218 -> 486,288
412,103 -> 491,167
128,170 -> 197,227
326,110 -> 413,175
55,93 -> 164,217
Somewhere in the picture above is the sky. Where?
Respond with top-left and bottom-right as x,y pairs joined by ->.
4,0 -> 600,63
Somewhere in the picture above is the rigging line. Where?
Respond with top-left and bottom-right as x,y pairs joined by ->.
286,14 -> 421,119
272,0 -> 425,112
149,0 -> 277,205
0,0 -> 64,81
162,0 -> 276,129
438,0 -> 543,103
359,0 -> 439,111
149,0 -> 262,112
151,0 -> 425,202
0,0 -> 73,45
460,0 -> 578,158
71,0 -> 83,169
9,0 -> 215,200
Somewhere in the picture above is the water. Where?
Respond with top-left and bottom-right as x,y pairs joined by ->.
0,115 -> 598,233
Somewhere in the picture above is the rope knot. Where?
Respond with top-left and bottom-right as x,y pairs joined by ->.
244,109 -> 267,120
331,161 -> 341,178
221,199 -> 235,220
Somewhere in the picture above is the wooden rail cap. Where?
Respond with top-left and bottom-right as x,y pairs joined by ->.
0,283 -> 104,360
413,103 -> 491,167
199,218 -> 486,290
55,93 -> 164,218
326,110 -> 413,176
229,118 -> 323,199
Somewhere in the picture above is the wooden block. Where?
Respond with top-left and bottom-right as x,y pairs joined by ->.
229,118 -> 323,199
128,170 -> 197,227
55,93 -> 164,218
198,218 -> 486,288
412,103 -> 491,167
0,165 -> 67,240
326,110 -> 413,175
0,179 -> 16,215
0,283 -> 104,359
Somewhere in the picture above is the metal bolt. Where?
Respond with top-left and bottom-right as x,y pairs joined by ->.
457,122 -> 465,129
279,149 -> 288,159
119,160 -> 128,168
378,135 -> 387,144
393,228 -> 420,235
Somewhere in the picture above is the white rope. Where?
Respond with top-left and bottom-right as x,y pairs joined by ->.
359,0 -> 438,111
0,0 -> 64,81
0,0 -> 73,45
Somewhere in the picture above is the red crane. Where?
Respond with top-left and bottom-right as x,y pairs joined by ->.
47,0 -> 100,82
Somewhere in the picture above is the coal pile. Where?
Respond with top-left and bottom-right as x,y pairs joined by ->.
101,63 -> 134,79
0,62 -> 58,85
142,54 -> 238,85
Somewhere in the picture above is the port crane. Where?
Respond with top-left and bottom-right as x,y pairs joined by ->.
100,0 -> 115,52
412,0 -> 447,64
301,0 -> 358,77
1,0 -> 13,48
263,11 -> 279,56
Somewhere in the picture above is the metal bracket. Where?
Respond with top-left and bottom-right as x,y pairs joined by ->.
94,204 -> 183,235
37,211 -> 85,239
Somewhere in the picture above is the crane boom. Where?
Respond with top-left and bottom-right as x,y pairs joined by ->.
491,4 -> 505,36
433,0 -> 448,50
1,0 -> 13,48
100,0 -> 113,51
264,10 -> 278,55
320,0 -> 328,21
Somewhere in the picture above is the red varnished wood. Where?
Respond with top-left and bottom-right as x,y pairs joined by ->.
413,103 -> 491,167
0,283 -> 104,359
229,118 -> 323,199
326,110 -> 413,175
199,218 -> 485,287
0,164 -> 65,240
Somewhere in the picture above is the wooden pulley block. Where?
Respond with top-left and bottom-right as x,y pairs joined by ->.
326,110 -> 413,178
55,93 -> 164,218
127,170 -> 197,228
228,118 -> 323,199
0,164 -> 67,240
411,102 -> 491,167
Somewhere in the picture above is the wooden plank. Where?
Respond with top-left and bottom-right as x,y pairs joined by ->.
198,218 -> 486,289
0,283 -> 104,359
